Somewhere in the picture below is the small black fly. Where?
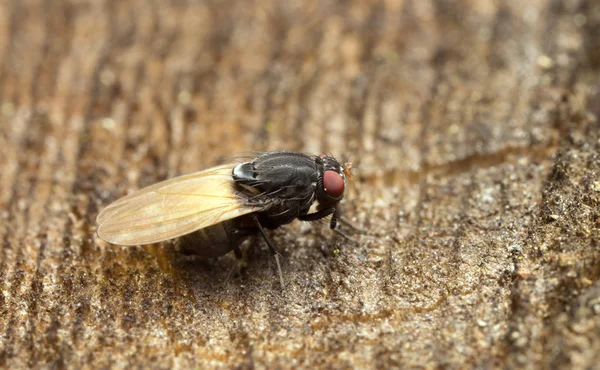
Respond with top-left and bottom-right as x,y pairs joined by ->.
96,151 -> 354,286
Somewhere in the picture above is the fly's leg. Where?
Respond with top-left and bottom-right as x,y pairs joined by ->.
224,227 -> 257,286
224,256 -> 242,286
252,215 -> 285,289
233,245 -> 243,259
298,207 -> 335,223
224,245 -> 244,285
338,215 -> 367,233
299,207 -> 359,243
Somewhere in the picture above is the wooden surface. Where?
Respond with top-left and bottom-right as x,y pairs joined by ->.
1,0 -> 599,368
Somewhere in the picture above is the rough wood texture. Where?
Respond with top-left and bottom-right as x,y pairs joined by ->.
1,0 -> 599,368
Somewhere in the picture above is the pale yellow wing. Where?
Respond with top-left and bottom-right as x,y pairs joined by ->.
96,164 -> 262,246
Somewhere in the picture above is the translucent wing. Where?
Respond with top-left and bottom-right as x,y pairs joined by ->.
96,164 -> 263,246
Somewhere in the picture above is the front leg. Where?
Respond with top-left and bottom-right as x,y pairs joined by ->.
299,208 -> 358,243
298,207 -> 337,229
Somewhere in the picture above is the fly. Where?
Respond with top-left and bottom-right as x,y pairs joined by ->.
96,151 -> 355,287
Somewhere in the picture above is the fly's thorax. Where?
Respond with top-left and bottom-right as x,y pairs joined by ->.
232,151 -> 320,228
232,152 -> 317,200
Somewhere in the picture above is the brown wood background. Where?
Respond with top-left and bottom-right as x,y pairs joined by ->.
1,0 -> 599,368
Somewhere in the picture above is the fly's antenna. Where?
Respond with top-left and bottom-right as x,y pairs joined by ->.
342,161 -> 354,180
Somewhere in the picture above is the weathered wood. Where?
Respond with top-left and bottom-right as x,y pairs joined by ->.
1,0 -> 599,368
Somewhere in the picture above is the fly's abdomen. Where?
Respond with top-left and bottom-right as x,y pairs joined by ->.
179,221 -> 239,258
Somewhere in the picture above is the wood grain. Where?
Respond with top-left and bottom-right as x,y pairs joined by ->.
1,0 -> 599,368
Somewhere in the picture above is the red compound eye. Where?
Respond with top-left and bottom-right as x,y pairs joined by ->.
323,170 -> 344,198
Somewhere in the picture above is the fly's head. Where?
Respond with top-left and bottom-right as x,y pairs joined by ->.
315,154 -> 351,208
